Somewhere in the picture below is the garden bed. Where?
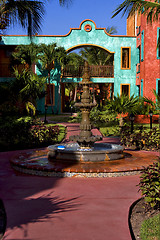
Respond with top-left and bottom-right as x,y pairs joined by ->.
129,198 -> 160,240
0,117 -> 66,151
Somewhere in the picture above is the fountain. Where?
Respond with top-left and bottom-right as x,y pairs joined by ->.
10,62 -> 158,177
48,62 -> 124,162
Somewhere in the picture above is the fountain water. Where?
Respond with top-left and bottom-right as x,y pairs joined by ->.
48,62 -> 124,162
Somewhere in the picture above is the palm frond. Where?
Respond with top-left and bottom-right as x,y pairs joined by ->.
112,0 -> 160,22
106,26 -> 117,35
1,0 -> 45,36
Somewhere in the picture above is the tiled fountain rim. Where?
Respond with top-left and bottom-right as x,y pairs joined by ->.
12,165 -> 142,178
10,149 -> 158,178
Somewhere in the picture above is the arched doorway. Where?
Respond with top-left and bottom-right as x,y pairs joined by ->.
61,44 -> 115,112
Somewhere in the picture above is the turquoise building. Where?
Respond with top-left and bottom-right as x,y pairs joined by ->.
0,19 -> 137,114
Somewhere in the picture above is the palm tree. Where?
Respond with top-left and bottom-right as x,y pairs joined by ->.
67,52 -> 84,69
0,0 -> 70,36
112,0 -> 160,23
11,43 -> 46,110
38,43 -> 68,113
11,67 -> 45,103
143,89 -> 160,128
12,43 -> 39,71
80,47 -> 114,66
153,89 -> 160,128
0,0 -> 45,36
107,94 -> 139,127
79,27 -> 117,66
106,26 -> 117,35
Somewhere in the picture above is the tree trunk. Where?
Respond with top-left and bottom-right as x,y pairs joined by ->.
119,116 -> 124,127
48,73 -> 54,114
56,78 -> 62,114
74,84 -> 77,102
92,84 -> 96,104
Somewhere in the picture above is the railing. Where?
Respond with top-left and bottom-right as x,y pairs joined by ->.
63,65 -> 114,78
0,63 -> 114,78
90,65 -> 114,77
62,65 -> 84,78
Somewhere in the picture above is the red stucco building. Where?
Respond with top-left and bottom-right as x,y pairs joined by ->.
127,10 -> 160,100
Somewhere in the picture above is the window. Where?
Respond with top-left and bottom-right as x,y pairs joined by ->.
136,46 -> 141,73
121,47 -> 131,69
45,84 -> 55,105
137,46 -> 141,64
141,30 -> 144,61
157,28 -> 160,59
137,85 -> 140,96
141,79 -> 143,97
157,79 -> 160,97
120,84 -> 130,97
141,6 -> 145,13
136,26 -> 141,36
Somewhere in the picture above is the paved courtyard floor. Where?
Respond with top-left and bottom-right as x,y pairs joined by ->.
0,122 -> 159,240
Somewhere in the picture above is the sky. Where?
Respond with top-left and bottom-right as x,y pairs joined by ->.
6,0 -> 128,36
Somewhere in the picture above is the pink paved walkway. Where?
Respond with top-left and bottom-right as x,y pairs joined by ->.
0,123 -> 142,240
62,122 -> 121,145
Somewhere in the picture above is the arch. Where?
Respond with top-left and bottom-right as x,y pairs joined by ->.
66,44 -> 115,54
0,19 -> 137,114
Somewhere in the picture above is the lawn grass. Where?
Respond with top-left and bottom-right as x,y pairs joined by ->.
100,123 -> 159,137
39,114 -> 80,123
47,123 -> 66,142
48,115 -> 72,123
140,213 -> 160,240
42,114 -> 159,137
99,125 -> 120,136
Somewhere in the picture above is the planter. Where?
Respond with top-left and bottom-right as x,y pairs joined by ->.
134,115 -> 159,124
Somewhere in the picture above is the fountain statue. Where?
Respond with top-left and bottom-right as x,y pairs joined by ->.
48,62 -> 124,162
69,61 -> 102,148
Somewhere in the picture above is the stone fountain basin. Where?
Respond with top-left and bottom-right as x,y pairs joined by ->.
48,143 -> 124,162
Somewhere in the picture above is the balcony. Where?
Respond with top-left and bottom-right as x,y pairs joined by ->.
62,65 -> 114,78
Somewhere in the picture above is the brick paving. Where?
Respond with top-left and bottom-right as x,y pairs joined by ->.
0,122 -> 159,240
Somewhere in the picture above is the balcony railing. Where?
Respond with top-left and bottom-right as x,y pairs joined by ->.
0,63 -> 114,78
62,65 -> 114,78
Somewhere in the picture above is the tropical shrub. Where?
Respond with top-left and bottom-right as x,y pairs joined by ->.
143,89 -> 160,128
138,161 -> 160,209
30,124 -> 60,145
26,101 -> 36,116
0,101 -> 20,116
106,94 -> 139,115
90,106 -> 117,126
99,125 -> 120,136
0,117 -> 60,150
120,126 -> 160,151
106,94 -> 139,127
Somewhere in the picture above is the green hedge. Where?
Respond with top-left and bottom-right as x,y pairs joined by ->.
121,126 -> 160,151
0,117 -> 61,151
